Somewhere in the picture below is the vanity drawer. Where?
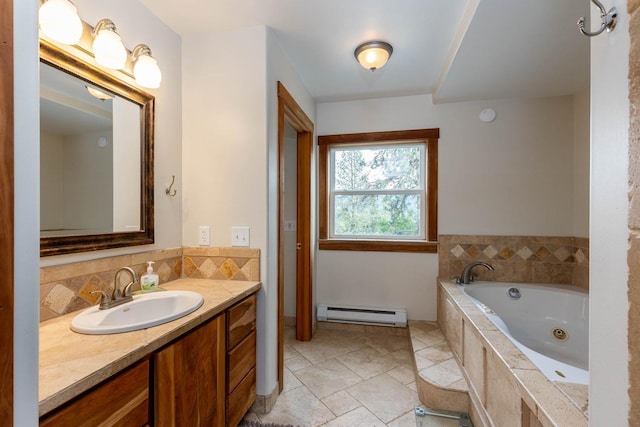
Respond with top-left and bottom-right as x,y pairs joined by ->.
227,367 -> 256,427
228,329 -> 256,393
227,294 -> 256,349
40,359 -> 149,427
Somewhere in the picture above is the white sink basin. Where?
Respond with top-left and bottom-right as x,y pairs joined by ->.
70,290 -> 204,335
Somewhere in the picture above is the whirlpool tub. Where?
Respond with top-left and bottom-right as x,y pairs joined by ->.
459,281 -> 588,384
438,278 -> 589,426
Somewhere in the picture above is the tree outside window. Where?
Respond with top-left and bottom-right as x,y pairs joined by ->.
318,129 -> 439,253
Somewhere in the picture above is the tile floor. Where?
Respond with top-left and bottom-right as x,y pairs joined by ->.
243,325 -> 421,427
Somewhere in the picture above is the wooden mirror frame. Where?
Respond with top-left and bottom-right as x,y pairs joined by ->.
39,39 -> 154,256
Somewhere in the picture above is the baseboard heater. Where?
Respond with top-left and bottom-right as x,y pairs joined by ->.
317,304 -> 407,327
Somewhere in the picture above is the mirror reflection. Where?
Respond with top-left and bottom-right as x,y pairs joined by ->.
40,62 -> 142,237
39,39 -> 154,257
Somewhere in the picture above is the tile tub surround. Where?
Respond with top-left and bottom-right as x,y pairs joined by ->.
438,279 -> 588,427
439,235 -> 589,290
40,246 -> 260,321
39,278 -> 261,416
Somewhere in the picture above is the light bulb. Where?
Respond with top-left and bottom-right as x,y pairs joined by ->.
131,45 -> 162,89
134,54 -> 162,89
92,20 -> 127,69
38,0 -> 83,45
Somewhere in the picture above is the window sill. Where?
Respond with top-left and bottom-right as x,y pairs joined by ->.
318,239 -> 437,253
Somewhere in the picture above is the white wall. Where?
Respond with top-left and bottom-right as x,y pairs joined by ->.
14,0 -> 40,424
317,94 -> 581,320
40,0 -> 183,266
182,25 -> 271,394
573,90 -> 590,238
589,1 -> 630,424
63,131 -> 113,233
112,97 -> 141,232
40,133 -> 64,230
183,25 -> 315,397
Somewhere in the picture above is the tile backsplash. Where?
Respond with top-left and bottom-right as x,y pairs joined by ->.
40,247 -> 260,322
438,235 -> 589,290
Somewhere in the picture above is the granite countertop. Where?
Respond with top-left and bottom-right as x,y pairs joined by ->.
39,278 -> 261,417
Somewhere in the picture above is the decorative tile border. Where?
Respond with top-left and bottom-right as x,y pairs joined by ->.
39,246 -> 260,322
182,247 -> 260,282
438,235 -> 589,290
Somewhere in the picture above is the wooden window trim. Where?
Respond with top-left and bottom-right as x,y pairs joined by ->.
318,129 -> 439,253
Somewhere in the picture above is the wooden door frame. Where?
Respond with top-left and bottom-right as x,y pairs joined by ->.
0,0 -> 14,422
277,82 -> 313,392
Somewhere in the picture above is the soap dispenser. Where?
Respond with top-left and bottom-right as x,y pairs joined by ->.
140,261 -> 159,292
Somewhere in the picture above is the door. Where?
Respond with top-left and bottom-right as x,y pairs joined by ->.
277,82 -> 313,393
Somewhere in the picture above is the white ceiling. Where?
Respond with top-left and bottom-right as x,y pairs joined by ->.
139,0 -> 590,103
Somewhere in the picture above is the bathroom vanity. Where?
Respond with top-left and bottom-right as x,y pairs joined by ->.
38,279 -> 260,427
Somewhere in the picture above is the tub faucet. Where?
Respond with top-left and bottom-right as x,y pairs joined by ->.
91,266 -> 138,310
458,262 -> 495,284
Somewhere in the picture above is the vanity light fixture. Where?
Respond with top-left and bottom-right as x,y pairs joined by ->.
354,41 -> 393,71
131,44 -> 162,89
38,0 -> 83,45
92,19 -> 127,69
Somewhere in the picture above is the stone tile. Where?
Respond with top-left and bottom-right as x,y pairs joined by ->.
365,334 -> 410,354
388,410 -> 423,427
42,284 -> 75,314
292,332 -> 365,364
416,341 -> 454,365
283,342 -> 301,359
414,353 -> 436,371
322,406 -> 386,427
419,360 -> 463,388
283,367 -> 303,393
347,374 -> 419,424
389,348 -> 414,368
295,359 -> 363,399
284,353 -> 312,372
258,386 -> 334,427
321,390 -> 361,417
337,347 -> 399,379
387,365 -> 416,385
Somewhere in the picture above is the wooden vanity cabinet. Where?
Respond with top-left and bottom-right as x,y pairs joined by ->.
39,291 -> 258,427
154,293 -> 257,427
154,314 -> 226,427
226,294 -> 257,427
40,359 -> 150,427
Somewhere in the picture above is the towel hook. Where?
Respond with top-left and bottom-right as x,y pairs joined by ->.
165,175 -> 177,197
578,0 -> 617,37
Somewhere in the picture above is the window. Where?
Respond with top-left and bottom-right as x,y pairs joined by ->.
318,129 -> 439,253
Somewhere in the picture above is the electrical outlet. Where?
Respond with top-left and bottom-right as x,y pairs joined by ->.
231,227 -> 250,247
198,226 -> 210,246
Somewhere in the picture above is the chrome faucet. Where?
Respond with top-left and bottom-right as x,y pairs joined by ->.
457,262 -> 495,284
92,266 -> 139,310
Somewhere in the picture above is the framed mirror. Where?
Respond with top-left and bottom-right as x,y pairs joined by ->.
39,39 -> 154,256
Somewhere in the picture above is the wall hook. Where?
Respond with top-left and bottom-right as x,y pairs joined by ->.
165,175 -> 177,197
578,0 -> 617,37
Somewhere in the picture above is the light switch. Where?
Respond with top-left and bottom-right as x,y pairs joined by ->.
284,220 -> 297,232
231,227 -> 250,247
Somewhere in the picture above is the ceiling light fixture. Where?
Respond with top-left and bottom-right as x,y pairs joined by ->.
131,44 -> 162,89
354,41 -> 393,71
38,0 -> 83,45
85,86 -> 113,100
91,19 -> 127,69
